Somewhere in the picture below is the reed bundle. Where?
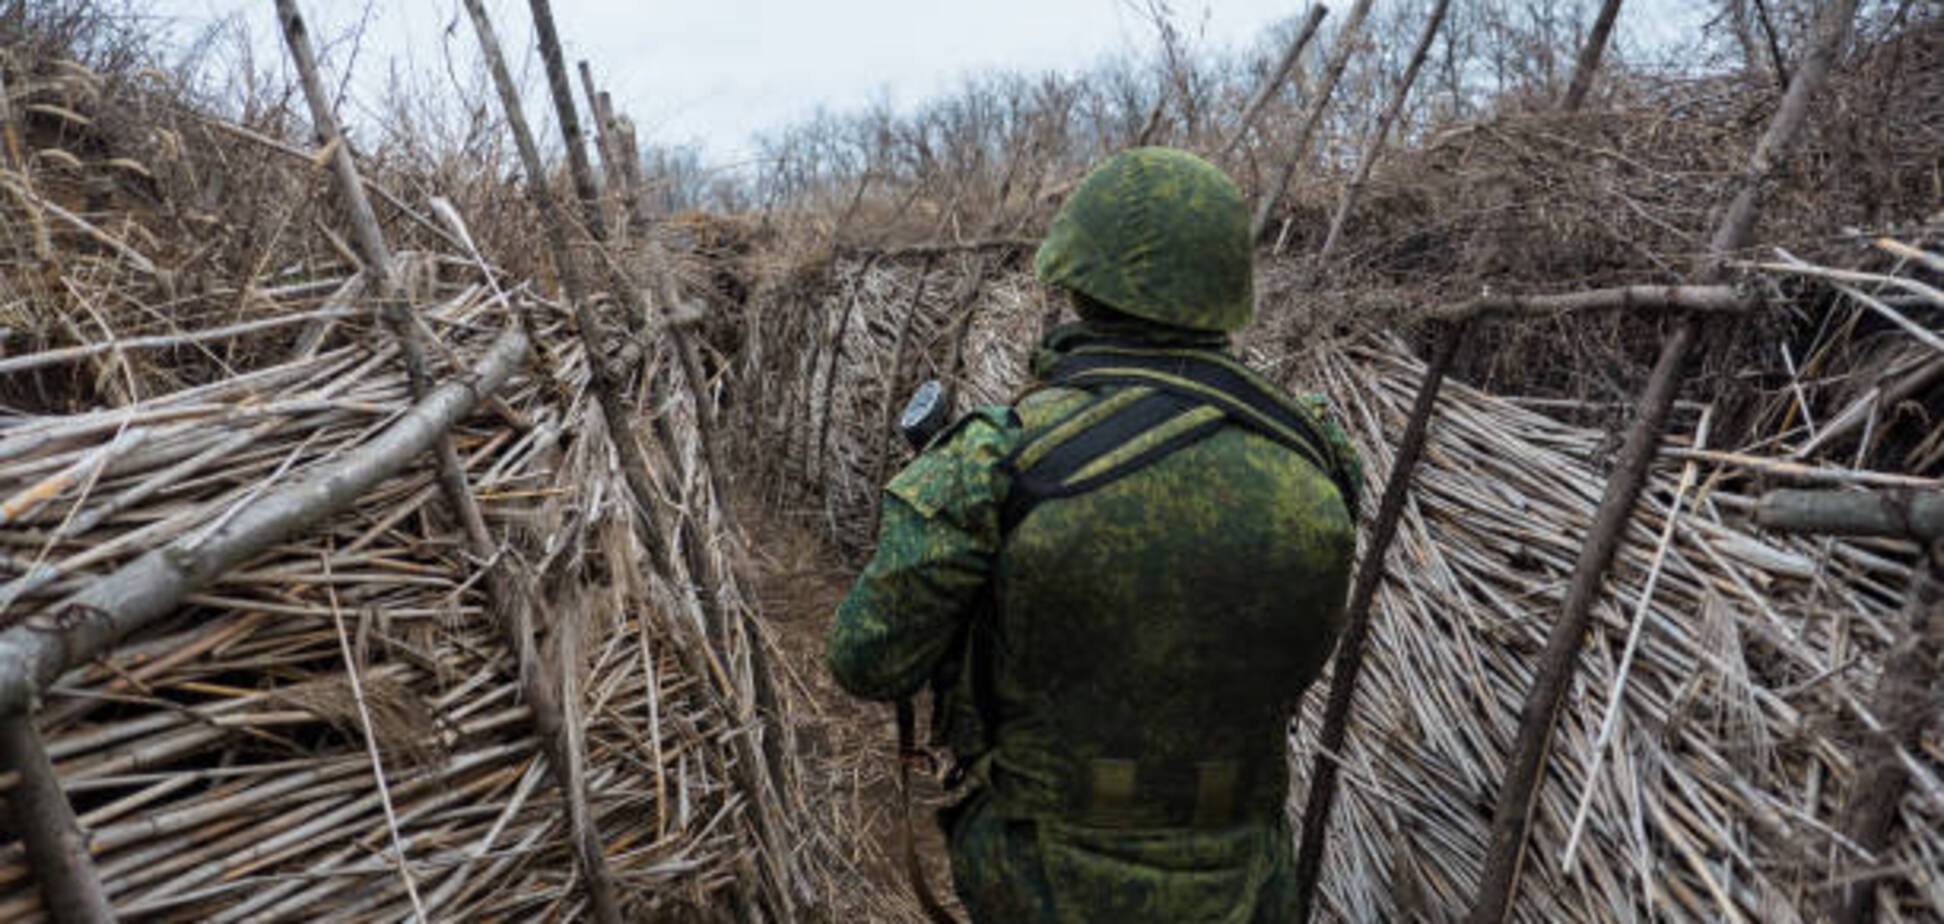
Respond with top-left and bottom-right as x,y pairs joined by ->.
0,43 -> 812,917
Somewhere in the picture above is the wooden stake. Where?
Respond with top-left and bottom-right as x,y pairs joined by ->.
1223,4 -> 1329,157
0,715 -> 115,924
1560,0 -> 1625,112
1291,319 -> 1467,923
463,2 -> 797,915
523,0 -> 736,530
273,5 -> 626,921
1314,0 -> 1450,267
575,61 -> 619,222
1463,3 -> 1859,920
1250,0 -> 1375,243
1757,489 -> 1944,542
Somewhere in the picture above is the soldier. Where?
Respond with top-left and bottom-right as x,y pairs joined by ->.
826,147 -> 1362,923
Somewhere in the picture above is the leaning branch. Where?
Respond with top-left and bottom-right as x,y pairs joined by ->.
1314,0 -> 1450,266
1291,319 -> 1468,922
1560,0 -> 1625,111
1425,284 -> 1760,323
0,329 -> 529,715
1755,489 -> 1944,542
1222,4 -> 1329,157
1251,0 -> 1376,243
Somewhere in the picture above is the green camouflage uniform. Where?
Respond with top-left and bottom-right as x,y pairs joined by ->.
826,149 -> 1361,923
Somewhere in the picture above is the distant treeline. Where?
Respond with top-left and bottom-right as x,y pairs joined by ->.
631,0 -> 1919,226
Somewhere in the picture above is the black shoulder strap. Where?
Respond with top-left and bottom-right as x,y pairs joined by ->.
1000,347 -> 1357,533
1050,347 -> 1348,485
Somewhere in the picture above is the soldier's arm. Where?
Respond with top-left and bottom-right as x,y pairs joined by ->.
825,408 -> 1016,701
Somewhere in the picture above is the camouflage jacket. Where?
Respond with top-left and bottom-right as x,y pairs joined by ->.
826,321 -> 1361,923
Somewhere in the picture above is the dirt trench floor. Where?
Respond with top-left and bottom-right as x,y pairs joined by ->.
745,502 -> 967,923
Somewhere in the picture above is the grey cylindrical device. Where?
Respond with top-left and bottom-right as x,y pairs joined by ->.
897,379 -> 952,450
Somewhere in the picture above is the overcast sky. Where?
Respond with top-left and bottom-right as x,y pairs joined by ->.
150,0 -> 1710,170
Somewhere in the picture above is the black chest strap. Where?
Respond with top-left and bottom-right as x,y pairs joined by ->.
1000,346 -> 1357,533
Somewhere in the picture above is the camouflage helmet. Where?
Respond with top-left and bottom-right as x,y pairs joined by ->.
1034,147 -> 1253,333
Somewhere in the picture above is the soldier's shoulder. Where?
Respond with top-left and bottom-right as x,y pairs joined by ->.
888,404 -> 1021,519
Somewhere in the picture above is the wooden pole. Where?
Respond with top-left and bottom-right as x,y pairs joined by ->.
1559,0 -> 1625,112
455,0 -> 673,577
0,716 -> 115,924
1250,0 -> 1376,243
273,4 -> 625,921
523,0 -> 736,530
1757,489 -> 1944,542
1291,319 -> 1467,923
461,3 -> 797,915
1423,283 -> 1760,323
611,113 -> 650,224
520,0 -> 788,757
1463,3 -> 1858,920
1314,0 -> 1450,267
1222,4 -> 1329,157
575,61 -> 619,220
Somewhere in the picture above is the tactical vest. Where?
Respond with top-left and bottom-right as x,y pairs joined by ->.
940,342 -> 1358,831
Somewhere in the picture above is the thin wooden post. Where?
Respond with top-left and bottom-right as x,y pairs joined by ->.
524,0 -> 736,530
1559,0 -> 1625,111
1291,319 -> 1467,922
1222,4 -> 1329,157
0,716 -> 115,924
1463,3 -> 1859,921
1250,0 -> 1375,243
1314,0 -> 1450,267
273,4 -> 624,921
463,3 -> 797,915
575,60 -> 620,220
611,113 -> 650,225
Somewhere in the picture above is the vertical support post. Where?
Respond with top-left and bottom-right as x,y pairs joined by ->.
1291,319 -> 1467,922
0,715 -> 116,924
465,2 -> 797,914
1559,0 -> 1625,111
274,3 -> 623,921
575,61 -> 619,218
1462,3 -> 1859,921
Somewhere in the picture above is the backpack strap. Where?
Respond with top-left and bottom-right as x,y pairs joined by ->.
1051,346 -> 1354,506
1000,346 -> 1358,533
1000,386 -> 1227,534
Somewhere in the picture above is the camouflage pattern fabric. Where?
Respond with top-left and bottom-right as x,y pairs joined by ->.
1034,147 -> 1254,333
827,321 -> 1360,924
